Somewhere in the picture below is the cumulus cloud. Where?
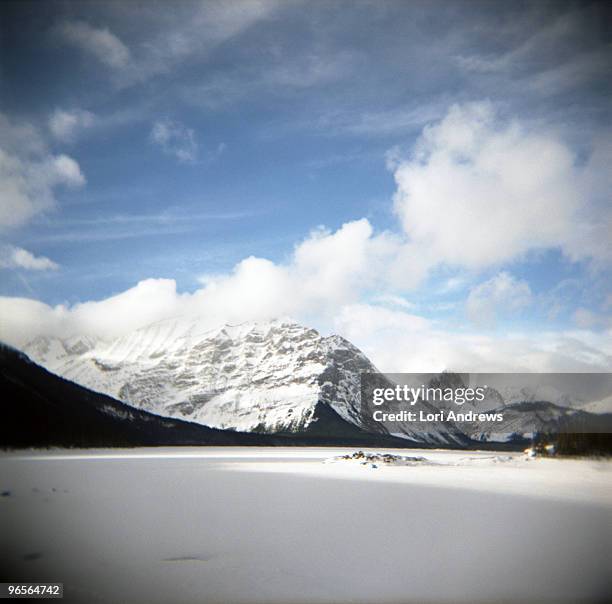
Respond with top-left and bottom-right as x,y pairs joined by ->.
50,155 -> 86,187
391,101 -> 610,269
0,246 -> 59,271
0,220 -> 390,345
0,113 -> 86,229
150,119 -> 198,163
49,109 -> 96,142
195,219 -> 395,323
57,20 -> 130,69
466,272 -> 532,327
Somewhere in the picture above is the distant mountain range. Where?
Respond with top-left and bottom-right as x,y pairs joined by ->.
5,317 -> 610,448
413,371 -> 612,443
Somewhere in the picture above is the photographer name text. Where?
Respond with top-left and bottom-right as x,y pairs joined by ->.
372,409 -> 504,422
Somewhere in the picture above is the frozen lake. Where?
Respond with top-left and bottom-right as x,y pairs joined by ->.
1,447 -> 611,603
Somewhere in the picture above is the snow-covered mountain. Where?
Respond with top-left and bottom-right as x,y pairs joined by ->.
23,318 -> 466,446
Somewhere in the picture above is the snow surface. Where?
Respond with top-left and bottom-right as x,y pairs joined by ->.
1,447 -> 611,604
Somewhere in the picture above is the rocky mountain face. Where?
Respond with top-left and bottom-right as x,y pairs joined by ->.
23,318 -> 466,447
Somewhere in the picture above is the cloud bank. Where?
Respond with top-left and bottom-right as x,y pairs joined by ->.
2,269 -> 610,373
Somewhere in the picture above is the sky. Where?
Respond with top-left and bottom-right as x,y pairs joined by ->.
0,0 -> 611,372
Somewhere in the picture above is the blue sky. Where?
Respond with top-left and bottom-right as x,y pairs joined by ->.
0,0 -> 610,371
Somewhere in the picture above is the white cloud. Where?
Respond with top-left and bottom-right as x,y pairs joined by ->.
50,155 -> 86,187
0,279 -> 179,348
335,303 -> 430,340
49,109 -> 96,142
3,277 -> 610,373
0,115 -> 86,229
391,101 -> 612,271
150,119 -> 198,163
0,219 -> 391,345
333,304 -> 612,373
58,20 -> 130,69
0,246 -> 59,271
466,272 -> 532,327
0,151 -> 85,230
0,218 -> 610,373
193,219 -> 396,322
